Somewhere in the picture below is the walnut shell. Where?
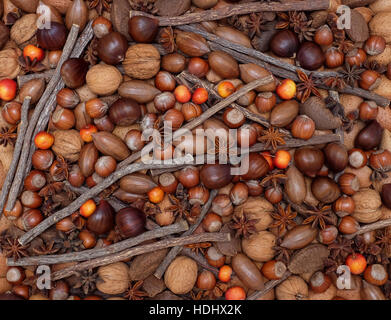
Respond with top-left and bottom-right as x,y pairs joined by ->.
52,130 -> 84,162
96,262 -> 129,295
352,188 -> 382,214
242,231 -> 276,262
0,48 -> 21,79
86,64 -> 123,96
123,44 -> 161,80
234,197 -> 273,231
369,12 -> 391,43
10,14 -> 37,45
164,256 -> 197,294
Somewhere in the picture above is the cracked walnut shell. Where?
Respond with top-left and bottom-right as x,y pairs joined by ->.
123,44 -> 161,80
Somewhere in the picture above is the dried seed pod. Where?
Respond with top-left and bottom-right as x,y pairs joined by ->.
78,143 -> 99,177
175,31 -> 210,57
288,244 -> 329,274
281,225 -> 318,250
231,253 -> 264,290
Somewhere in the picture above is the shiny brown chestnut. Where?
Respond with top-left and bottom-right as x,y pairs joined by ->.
128,16 -> 159,43
311,176 -> 341,203
37,22 -> 68,50
294,147 -> 325,177
241,153 -> 269,180
333,195 -> 355,217
154,92 -> 176,112
125,129 -> 145,152
52,106 -> 75,130
255,92 -> 276,113
21,191 -> 42,209
359,101 -> 378,121
369,149 -> 391,171
87,200 -> 115,235
108,98 -> 141,126
68,164 -> 85,187
291,115 -> 315,140
85,98 -> 108,119
95,156 -> 117,177
158,172 -> 178,194
325,47 -> 344,68
345,48 -> 367,67
2,102 -> 21,125
20,209 -> 43,231
314,25 -> 333,46
237,124 -> 257,147
94,116 -> 115,132
60,58 -> 89,89
116,207 -> 146,238
79,230 -> 96,249
348,148 -> 367,169
3,200 -> 23,221
182,102 -> 202,121
364,35 -> 386,56
338,215 -> 359,234
163,109 -> 184,130
318,225 -> 338,245
32,149 -> 54,171
24,170 -> 46,192
177,166 -> 200,189
359,70 -> 381,91
324,142 -> 348,173
355,120 -> 383,150
188,185 -> 210,206
222,107 -> 245,128
56,88 -> 80,109
155,71 -> 176,92
98,31 -> 128,65
338,173 -> 360,195
297,42 -> 325,71
200,163 -> 232,189
161,53 -> 186,74
270,29 -> 299,58
187,57 -> 209,78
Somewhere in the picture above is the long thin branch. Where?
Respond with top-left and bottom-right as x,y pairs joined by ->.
17,70 -> 55,87
5,25 -> 80,213
129,0 -> 331,26
345,218 -> 391,239
182,247 -> 219,277
51,232 -> 230,281
247,271 -> 291,300
8,220 -> 188,266
0,97 -> 31,215
154,189 -> 218,279
181,25 -> 390,107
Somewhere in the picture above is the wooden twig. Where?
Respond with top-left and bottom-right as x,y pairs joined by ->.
345,218 -> 391,239
18,159 -> 193,246
17,70 -> 55,87
4,25 -> 80,213
24,21 -> 95,180
0,97 -> 31,215
249,134 -> 341,153
8,220 -> 188,266
247,271 -> 291,300
184,25 -> 390,107
182,247 -> 219,277
154,189 -> 218,279
51,232 -> 230,281
129,0 -> 331,26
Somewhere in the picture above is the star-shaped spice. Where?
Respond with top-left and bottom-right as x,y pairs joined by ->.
32,240 -> 59,255
270,204 -> 297,236
328,237 -> 353,262
340,62 -> 364,87
184,242 -> 211,255
0,126 -> 17,147
1,237 -> 29,260
302,204 -> 334,230
124,281 -> 147,300
166,194 -> 190,220
18,55 -> 46,73
159,27 -> 176,53
88,0 -> 112,15
261,170 -> 287,188
273,237 -> 293,264
296,70 -> 321,103
230,214 -> 258,238
257,127 -> 286,151
73,269 -> 98,295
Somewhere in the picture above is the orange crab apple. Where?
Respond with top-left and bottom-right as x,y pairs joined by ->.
218,265 -> 233,282
80,124 -> 98,142
346,253 -> 367,275
276,79 -> 296,100
0,79 -> 17,102
34,131 -> 54,150
79,199 -> 96,218
217,81 -> 235,98
192,87 -> 208,104
174,85 -> 191,103
225,286 -> 246,300
148,186 -> 165,204
23,45 -> 45,62
274,150 -> 291,169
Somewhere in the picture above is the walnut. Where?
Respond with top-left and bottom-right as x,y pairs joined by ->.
123,44 -> 161,80
52,130 -> 84,162
164,256 -> 197,294
352,188 -> 383,223
10,14 -> 37,45
0,48 -> 21,79
242,231 -> 276,262
96,262 -> 129,295
86,64 -> 123,96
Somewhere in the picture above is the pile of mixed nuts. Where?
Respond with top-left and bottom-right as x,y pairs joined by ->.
0,0 -> 391,301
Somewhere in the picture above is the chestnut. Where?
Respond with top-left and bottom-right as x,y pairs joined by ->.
297,42 -> 325,71
125,129 -> 145,151
188,185 -> 210,206
155,71 -> 176,92
311,176 -> 340,203
56,88 -> 80,109
255,92 -> 276,113
230,182 -> 248,206
245,180 -> 263,196
202,213 -> 222,232
116,207 -> 146,238
318,225 -> 338,245
359,70 -> 381,91
265,186 -> 283,204
364,35 -> 386,56
52,106 -> 75,130
92,16 -> 112,38
85,98 -> 108,119
197,270 -> 216,290
56,217 -> 76,233
291,115 -> 315,140
20,209 -> 43,231
345,48 -> 367,67
60,58 -> 89,89
237,124 -> 257,147
333,195 -> 355,217
241,153 -> 269,180
338,215 -> 359,234
355,120 -> 383,150
181,102 -> 202,121
364,264 -> 388,286
158,172 -> 178,194
68,164 -> 85,187
24,170 -> 46,192
3,200 -> 23,221
128,16 -> 159,43
154,92 -> 176,112
187,57 -> 209,78
98,31 -> 128,65
205,246 -> 225,268
338,173 -> 360,195
87,200 -> 115,235
37,22 -> 68,50
163,109 -> 184,130
325,47 -> 344,68
348,148 -> 367,169
108,98 -> 141,126
21,191 -> 42,209
359,101 -> 378,121
314,25 -> 333,46
310,271 -> 331,293
294,147 -> 324,177
369,149 -> 391,171
161,53 -> 186,73
200,163 -> 233,189
211,194 -> 233,217
177,166 -> 199,189
2,102 -> 21,125
94,116 -> 115,132
270,29 -> 299,58
95,156 -> 117,177
324,142 -> 348,173
79,230 -> 96,249
222,107 -> 245,128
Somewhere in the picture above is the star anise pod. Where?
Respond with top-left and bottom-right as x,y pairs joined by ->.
39,181 -> 64,198
84,37 -> 99,65
88,0 -> 112,15
106,226 -> 124,243
328,236 -> 353,262
18,55 -> 46,73
41,198 -> 61,217
50,155 -> 69,181
342,109 -> 359,133
230,214 -> 258,238
303,204 -> 334,229
124,281 -> 147,300
375,229 -> 391,257
276,11 -> 314,41
270,204 -> 297,236
32,240 -> 59,255
184,242 -> 211,255
54,230 -> 83,253
1,237 -> 29,260
340,62 -> 364,87
296,70 -> 321,103
323,76 -> 347,91
0,126 -> 17,147
227,15 -> 251,33
73,269 -> 98,295
246,13 -> 267,38
159,27 -> 176,53
273,237 -> 292,264
363,60 -> 387,74
257,127 -> 286,152
261,170 -> 287,188
336,39 -> 355,54
166,194 -> 190,220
